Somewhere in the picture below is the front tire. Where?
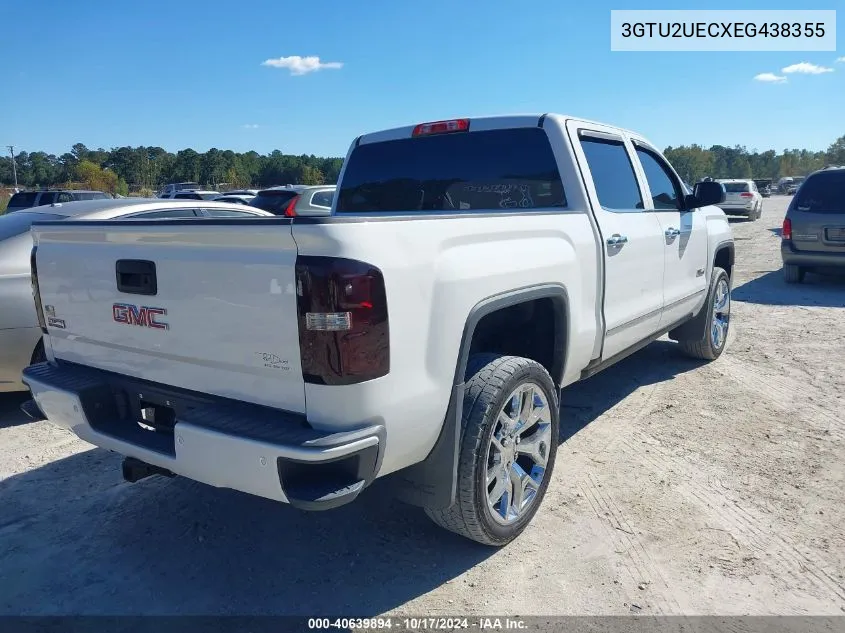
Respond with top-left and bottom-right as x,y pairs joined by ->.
677,267 -> 731,361
424,354 -> 559,546
783,264 -> 805,284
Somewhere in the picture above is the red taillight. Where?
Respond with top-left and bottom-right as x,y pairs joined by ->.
782,218 -> 792,240
412,118 -> 470,137
740,192 -> 754,198
30,245 -> 47,332
295,256 -> 389,385
283,195 -> 300,217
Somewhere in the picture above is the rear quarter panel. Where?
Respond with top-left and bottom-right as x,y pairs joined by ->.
292,210 -> 598,476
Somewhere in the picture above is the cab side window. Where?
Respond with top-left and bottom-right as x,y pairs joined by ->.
635,147 -> 683,211
580,136 -> 644,212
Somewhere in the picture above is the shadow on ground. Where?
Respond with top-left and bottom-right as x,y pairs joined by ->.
0,340 -> 705,615
733,269 -> 845,308
0,392 -> 31,429
559,340 -> 705,443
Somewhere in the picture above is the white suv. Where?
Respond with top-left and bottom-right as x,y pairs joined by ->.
715,179 -> 763,220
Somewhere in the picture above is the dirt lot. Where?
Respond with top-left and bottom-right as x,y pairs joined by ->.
1,195 -> 843,616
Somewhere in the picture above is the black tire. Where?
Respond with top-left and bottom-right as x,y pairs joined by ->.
424,354 -> 560,546
30,339 -> 46,365
783,264 -> 805,284
677,266 -> 731,361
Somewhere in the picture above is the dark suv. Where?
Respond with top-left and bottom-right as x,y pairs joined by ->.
5,190 -> 111,213
781,166 -> 845,283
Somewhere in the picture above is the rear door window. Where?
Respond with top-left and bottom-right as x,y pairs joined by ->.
128,209 -> 201,219
310,190 -> 334,208
794,171 -> 845,213
36,192 -> 57,206
336,127 -> 566,213
204,208 -> 261,218
579,137 -> 643,211
723,182 -> 749,193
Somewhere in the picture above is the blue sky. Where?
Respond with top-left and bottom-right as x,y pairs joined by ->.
3,0 -> 843,158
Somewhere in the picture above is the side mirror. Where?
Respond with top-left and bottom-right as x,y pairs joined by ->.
686,181 -> 725,209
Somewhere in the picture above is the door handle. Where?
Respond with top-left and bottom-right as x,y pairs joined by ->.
606,234 -> 628,247
664,227 -> 681,238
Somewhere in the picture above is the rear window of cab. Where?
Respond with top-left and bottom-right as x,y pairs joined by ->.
337,127 -> 567,213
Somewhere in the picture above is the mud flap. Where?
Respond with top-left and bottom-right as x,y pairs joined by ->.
386,383 -> 463,510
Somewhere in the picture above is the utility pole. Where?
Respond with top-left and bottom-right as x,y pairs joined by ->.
6,145 -> 18,189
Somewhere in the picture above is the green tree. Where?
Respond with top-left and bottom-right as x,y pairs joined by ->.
75,160 -> 119,193
825,135 -> 845,165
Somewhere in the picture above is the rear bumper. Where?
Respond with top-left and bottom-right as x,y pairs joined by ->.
781,242 -> 845,268
0,327 -> 41,393
22,361 -> 384,510
718,204 -> 755,215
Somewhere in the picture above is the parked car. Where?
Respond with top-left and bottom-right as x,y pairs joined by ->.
781,166 -> 845,283
5,190 -> 111,213
715,179 -> 763,220
0,199 -> 272,393
157,182 -> 201,197
753,179 -> 772,198
251,185 -> 336,216
213,194 -> 255,205
160,190 -> 221,200
22,114 -> 732,546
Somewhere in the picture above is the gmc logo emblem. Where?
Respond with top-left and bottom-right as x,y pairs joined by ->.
112,303 -> 168,330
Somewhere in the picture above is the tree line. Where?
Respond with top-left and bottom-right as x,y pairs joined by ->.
664,134 -> 845,185
0,143 -> 344,195
1,134 -> 843,195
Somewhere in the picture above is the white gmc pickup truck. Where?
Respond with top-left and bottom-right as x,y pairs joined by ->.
23,114 -> 734,546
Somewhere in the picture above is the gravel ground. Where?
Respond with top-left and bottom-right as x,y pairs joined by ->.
0,195 -> 843,616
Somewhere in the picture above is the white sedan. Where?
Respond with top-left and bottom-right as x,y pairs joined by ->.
0,198 -> 273,393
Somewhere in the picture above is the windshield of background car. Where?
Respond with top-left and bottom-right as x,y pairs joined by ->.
793,171 -> 845,213
0,212 -> 66,241
251,190 -> 299,214
723,182 -> 750,193
336,128 -> 567,213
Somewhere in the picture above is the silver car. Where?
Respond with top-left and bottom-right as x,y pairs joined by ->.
0,198 -> 273,392
715,179 -> 763,220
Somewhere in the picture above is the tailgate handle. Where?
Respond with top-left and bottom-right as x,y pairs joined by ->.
116,260 -> 157,296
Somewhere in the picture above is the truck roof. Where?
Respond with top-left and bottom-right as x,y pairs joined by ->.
355,113 -> 646,147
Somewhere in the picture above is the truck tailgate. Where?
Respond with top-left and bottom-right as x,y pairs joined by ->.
31,220 -> 305,413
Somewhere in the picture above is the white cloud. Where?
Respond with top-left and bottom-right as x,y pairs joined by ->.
837,57 -> 845,63
241,124 -> 260,129
781,62 -> 834,74
261,55 -> 343,76
754,72 -> 787,83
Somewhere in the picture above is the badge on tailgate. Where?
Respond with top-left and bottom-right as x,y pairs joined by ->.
112,303 -> 169,330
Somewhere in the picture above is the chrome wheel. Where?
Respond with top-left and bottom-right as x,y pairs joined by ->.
486,382 -> 553,525
711,277 -> 730,350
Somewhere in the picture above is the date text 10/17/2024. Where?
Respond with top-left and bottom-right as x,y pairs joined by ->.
307,617 -> 528,630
